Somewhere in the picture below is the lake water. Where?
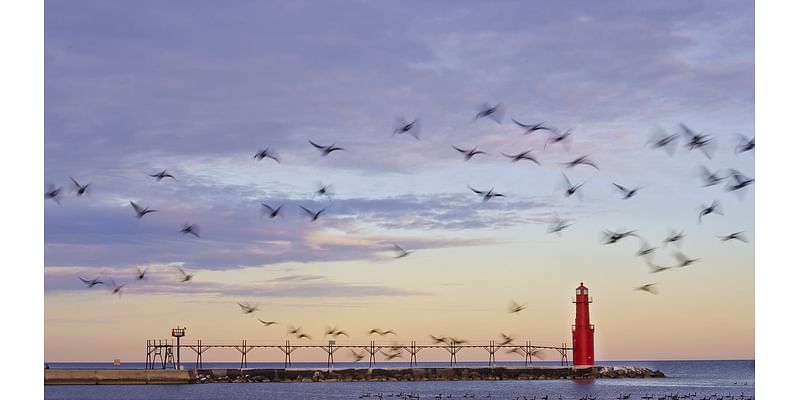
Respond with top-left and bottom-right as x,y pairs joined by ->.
44,360 -> 754,400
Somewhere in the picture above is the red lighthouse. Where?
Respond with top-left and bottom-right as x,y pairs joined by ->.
572,282 -> 595,366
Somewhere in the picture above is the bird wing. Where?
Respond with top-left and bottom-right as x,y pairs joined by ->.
467,185 -> 484,195
452,144 -> 467,154
511,118 -> 530,129
130,201 -> 143,213
308,139 -> 325,149
613,183 -> 628,193
299,205 -> 315,216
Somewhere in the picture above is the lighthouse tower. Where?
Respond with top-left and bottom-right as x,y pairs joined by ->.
572,282 -> 595,366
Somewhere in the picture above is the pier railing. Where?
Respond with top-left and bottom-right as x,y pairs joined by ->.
145,339 -> 572,370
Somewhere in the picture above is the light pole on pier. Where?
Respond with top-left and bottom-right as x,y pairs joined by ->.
171,326 -> 186,370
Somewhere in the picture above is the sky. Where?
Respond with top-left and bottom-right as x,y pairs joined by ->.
43,0 -> 754,363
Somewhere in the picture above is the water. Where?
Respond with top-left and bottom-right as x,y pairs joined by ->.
44,360 -> 754,400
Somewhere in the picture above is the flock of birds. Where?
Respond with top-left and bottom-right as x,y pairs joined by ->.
48,101 -> 753,361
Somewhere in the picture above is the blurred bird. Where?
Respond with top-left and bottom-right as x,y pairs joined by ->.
176,266 -> 193,282
180,223 -> 200,238
725,170 -> 754,192
511,118 -> 553,134
299,205 -> 327,222
501,150 -> 540,165
613,183 -> 641,200
602,229 -> 638,244
260,203 -> 283,218
735,134 -> 755,154
130,201 -> 158,219
350,349 -> 366,362
646,261 -> 672,274
369,329 -> 397,336
452,145 -> 486,160
392,243 -> 412,259
506,348 -> 525,357
297,333 -> 312,340
314,183 -> 334,200
149,169 -> 176,181
468,185 -> 505,201
508,300 -> 527,314
136,267 -> 148,281
544,128 -> 573,151
498,333 -> 515,346
288,326 -> 303,335
673,252 -> 700,268
475,103 -> 505,124
108,279 -> 126,297
449,337 -> 468,345
547,216 -> 572,235
258,319 -> 278,327
635,283 -> 658,295
663,230 -> 685,248
429,335 -> 448,344
646,129 -> 680,155
561,173 -> 584,198
719,232 -> 748,243
563,155 -> 599,170
680,124 -> 715,159
254,148 -> 280,163
381,350 -> 403,360
238,302 -> 259,314
70,177 -> 91,196
698,166 -> 727,187
308,139 -> 345,156
45,185 -> 63,204
635,240 -> 657,259
698,200 -> 723,223
393,118 -> 421,140
79,277 -> 104,288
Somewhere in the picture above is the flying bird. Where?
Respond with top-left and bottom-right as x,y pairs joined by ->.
544,128 -> 573,151
238,302 -> 259,314
563,155 -> 599,170
260,203 -> 283,218
735,134 -> 755,154
449,337 -> 468,345
176,266 -> 193,282
561,173 -> 584,198
452,145 -> 486,160
392,243 -> 412,259
646,129 -> 680,155
474,103 -> 505,124
680,123 -> 715,159
180,223 -> 200,237
468,185 -> 505,201
136,267 -> 148,280
288,326 -> 303,335
508,300 -> 527,314
719,231 -> 748,243
429,335 -> 448,344
108,279 -> 126,297
547,216 -> 572,235
613,183 -> 641,200
393,118 -> 421,140
325,326 -> 349,338
350,349 -> 366,362
79,277 -> 104,288
498,333 -> 515,346
698,200 -> 723,223
501,150 -> 540,165
663,230 -> 685,248
725,170 -> 754,192
634,284 -> 658,295
70,177 -> 91,196
130,201 -> 158,218
299,205 -> 327,222
369,328 -> 397,336
254,148 -> 281,163
602,229 -> 638,244
297,333 -> 312,340
381,350 -> 403,360
258,319 -> 278,327
314,183 -> 334,200
646,261 -> 672,274
149,169 -> 176,181
673,252 -> 700,268
308,139 -> 345,156
635,240 -> 657,259
698,166 -> 727,187
511,118 -> 553,134
45,185 -> 63,204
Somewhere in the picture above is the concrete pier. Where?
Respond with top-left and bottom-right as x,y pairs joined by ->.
45,369 -> 194,385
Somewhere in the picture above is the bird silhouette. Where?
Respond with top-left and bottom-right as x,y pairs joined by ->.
698,200 -> 723,223
680,124 -> 715,159
429,335 -> 448,344
393,118 -> 421,140
299,205 -> 327,222
698,166 -> 727,187
149,169 -> 176,181
563,155 -> 599,170
634,283 -> 658,295
547,216 -> 572,235
498,333 -> 515,346
561,173 -> 584,198
238,302 -> 259,314
663,230 -> 685,248
70,177 -> 91,196
544,128 -> 573,151
369,328 -> 397,336
79,277 -> 104,288
646,261 -> 672,274
45,185 -> 63,204
297,333 -> 312,340
392,243 -> 412,259
130,201 -> 158,219
725,170 -> 754,192
108,279 -> 126,297
180,223 -> 200,237
260,203 -> 283,218
474,103 -> 505,124
501,150 -> 540,165
468,185 -> 505,201
254,148 -> 281,163
176,266 -> 193,282
602,229 -> 638,244
508,300 -> 527,314
452,145 -> 486,160
613,183 -> 641,199
635,240 -> 657,259
735,134 -> 755,154
308,139 -> 345,156
314,183 -> 334,200
511,118 -> 553,134
719,231 -> 748,243
258,319 -> 278,327
136,267 -> 148,280
646,129 -> 680,155
381,349 -> 403,360
350,349 -> 367,362
288,326 -> 303,335
673,251 -> 700,268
